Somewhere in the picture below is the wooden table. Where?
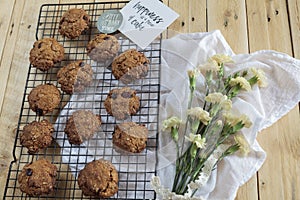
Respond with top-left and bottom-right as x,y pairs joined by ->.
0,0 -> 299,199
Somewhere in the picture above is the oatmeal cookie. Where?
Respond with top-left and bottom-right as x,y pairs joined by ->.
28,84 -> 61,116
104,87 -> 140,120
113,122 -> 148,153
86,34 -> 120,62
29,38 -> 64,71
59,8 -> 90,39
112,49 -> 149,84
18,159 -> 57,196
57,60 -> 93,94
64,110 -> 101,145
78,159 -> 118,198
20,119 -> 54,154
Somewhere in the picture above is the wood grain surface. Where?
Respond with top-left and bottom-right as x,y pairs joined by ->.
0,0 -> 299,199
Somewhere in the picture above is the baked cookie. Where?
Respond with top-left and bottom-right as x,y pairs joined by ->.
104,87 -> 140,120
86,34 -> 120,62
28,84 -> 61,116
20,119 -> 54,154
64,110 -> 101,145
18,159 -> 57,196
57,60 -> 93,94
29,38 -> 64,71
78,159 -> 118,198
113,122 -> 148,153
59,8 -> 90,39
112,49 -> 149,84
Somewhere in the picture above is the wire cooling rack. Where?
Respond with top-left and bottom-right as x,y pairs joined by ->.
4,1 -> 161,199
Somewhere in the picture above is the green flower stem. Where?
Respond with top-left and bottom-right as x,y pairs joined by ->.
188,90 -> 194,109
217,124 -> 244,147
178,78 -> 196,166
210,104 -> 220,117
203,85 -> 210,110
206,71 -> 213,86
189,75 -> 196,108
184,149 -> 216,195
171,127 -> 179,142
177,174 -> 190,194
217,63 -> 224,90
185,81 -> 195,138
196,122 -> 205,136
190,143 -> 198,158
172,145 -> 191,191
177,157 -> 195,194
191,120 -> 200,133
226,84 -> 241,99
178,117 -> 191,170
179,154 -> 208,194
216,144 -> 239,164
172,141 -> 181,191
174,145 -> 203,194
172,143 -> 196,194
176,170 -> 189,193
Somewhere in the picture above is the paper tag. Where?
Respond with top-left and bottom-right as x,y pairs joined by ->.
119,0 -> 179,49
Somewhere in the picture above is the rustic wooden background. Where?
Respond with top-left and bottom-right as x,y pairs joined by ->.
0,0 -> 299,199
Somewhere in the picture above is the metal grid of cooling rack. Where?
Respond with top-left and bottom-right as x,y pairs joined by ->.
4,2 -> 161,199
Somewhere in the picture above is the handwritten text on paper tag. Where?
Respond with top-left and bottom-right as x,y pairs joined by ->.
119,0 -> 179,49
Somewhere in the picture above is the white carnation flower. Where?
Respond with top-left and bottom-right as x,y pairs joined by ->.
187,107 -> 211,125
234,134 -> 250,156
250,68 -> 268,87
198,61 -> 219,73
185,133 -> 206,149
208,54 -> 233,65
205,92 -> 232,110
205,92 -> 226,103
187,69 -> 200,78
229,76 -> 252,91
162,116 -> 182,131
223,112 -> 252,128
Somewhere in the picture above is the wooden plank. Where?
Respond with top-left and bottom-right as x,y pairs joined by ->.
167,0 -> 206,33
167,0 -> 189,33
165,0 -> 206,45
0,0 -> 16,60
188,0 -> 206,33
246,0 -> 270,51
236,176 -> 259,200
0,0 -> 17,113
207,1 -> 258,200
207,0 -> 248,54
247,0 -> 300,200
288,0 -> 300,58
257,107 -> 300,200
0,0 -> 59,197
0,0 -> 26,189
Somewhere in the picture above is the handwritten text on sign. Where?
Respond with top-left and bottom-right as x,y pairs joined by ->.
119,0 -> 179,49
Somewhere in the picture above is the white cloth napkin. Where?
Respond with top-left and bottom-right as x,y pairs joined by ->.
157,30 -> 300,200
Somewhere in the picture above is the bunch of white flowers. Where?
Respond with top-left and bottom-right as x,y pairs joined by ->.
151,54 -> 267,199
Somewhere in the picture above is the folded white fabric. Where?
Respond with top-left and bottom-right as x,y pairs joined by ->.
157,30 -> 300,200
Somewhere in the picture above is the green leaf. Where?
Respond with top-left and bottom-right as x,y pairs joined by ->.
248,76 -> 259,86
231,121 -> 244,133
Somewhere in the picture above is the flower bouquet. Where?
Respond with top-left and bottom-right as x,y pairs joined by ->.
151,54 -> 267,199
